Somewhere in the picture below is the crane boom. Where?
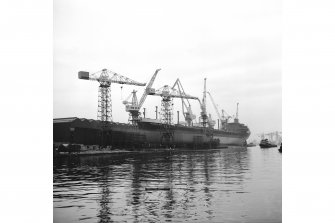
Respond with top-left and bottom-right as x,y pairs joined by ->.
207,91 -> 222,122
151,85 -> 199,100
172,79 -> 193,107
78,69 -> 146,86
138,69 -> 161,108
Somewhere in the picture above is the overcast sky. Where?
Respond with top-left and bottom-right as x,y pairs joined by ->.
54,0 -> 281,140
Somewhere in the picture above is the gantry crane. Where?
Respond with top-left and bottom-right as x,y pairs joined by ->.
171,78 -> 197,126
122,69 -> 161,123
78,68 -> 146,122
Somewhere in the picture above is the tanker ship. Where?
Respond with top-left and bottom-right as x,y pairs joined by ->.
53,68 -> 250,150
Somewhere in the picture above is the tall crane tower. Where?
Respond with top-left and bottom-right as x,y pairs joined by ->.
122,69 -> 161,123
78,68 -> 146,122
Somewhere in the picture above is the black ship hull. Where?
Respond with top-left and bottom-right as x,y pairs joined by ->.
53,117 -> 250,149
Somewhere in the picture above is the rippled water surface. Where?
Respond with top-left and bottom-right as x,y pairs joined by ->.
54,147 -> 281,223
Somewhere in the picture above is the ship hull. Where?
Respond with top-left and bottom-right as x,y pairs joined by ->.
53,117 -> 250,149
213,135 -> 247,146
137,120 -> 250,147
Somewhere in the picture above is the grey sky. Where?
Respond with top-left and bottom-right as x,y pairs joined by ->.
54,0 -> 281,140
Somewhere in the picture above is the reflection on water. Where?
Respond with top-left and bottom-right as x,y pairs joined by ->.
54,147 -> 281,223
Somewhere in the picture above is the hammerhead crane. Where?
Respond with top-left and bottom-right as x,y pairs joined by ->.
171,78 -> 196,126
122,69 -> 161,123
78,68 -> 146,122
150,85 -> 199,125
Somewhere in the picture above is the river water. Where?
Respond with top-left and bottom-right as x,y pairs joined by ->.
53,146 -> 281,223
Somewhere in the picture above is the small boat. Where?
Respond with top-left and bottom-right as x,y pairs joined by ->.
259,139 -> 277,148
247,142 -> 256,147
278,143 -> 282,153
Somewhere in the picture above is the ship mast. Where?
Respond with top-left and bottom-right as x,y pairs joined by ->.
200,78 -> 208,127
203,78 -> 207,109
234,102 -> 239,123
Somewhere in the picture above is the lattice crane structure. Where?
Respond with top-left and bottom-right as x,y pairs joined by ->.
150,85 -> 199,125
78,68 -> 146,122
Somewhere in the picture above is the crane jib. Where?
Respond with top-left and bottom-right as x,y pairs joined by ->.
110,80 -> 146,86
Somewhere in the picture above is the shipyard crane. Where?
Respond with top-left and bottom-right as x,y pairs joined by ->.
148,84 -> 199,145
78,68 -> 146,122
122,90 -> 140,123
196,78 -> 217,128
171,78 -> 197,126
222,109 -> 232,122
207,113 -> 216,128
206,91 -> 234,129
207,91 -> 225,129
150,85 -> 199,125
122,69 -> 161,123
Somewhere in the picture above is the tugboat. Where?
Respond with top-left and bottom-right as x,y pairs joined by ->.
259,139 -> 277,148
278,143 -> 282,153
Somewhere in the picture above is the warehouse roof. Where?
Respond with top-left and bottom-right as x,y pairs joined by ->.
53,117 -> 135,130
53,117 -> 105,129
53,117 -> 78,123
